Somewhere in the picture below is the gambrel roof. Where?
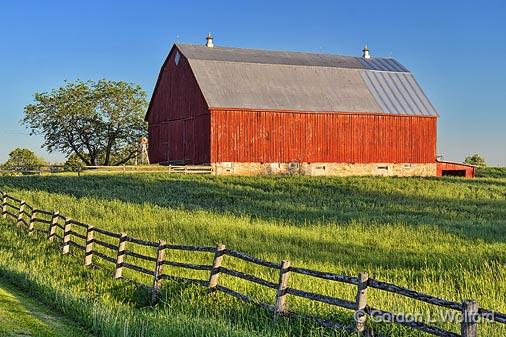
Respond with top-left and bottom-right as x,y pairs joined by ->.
147,44 -> 439,118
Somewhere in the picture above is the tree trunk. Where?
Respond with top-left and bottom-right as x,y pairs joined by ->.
104,139 -> 114,166
67,141 -> 91,166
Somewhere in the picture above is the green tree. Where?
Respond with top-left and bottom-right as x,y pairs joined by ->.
2,148 -> 47,171
464,154 -> 486,167
23,79 -> 148,166
63,153 -> 85,172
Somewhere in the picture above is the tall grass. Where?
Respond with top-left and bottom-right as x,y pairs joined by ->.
0,173 -> 505,336
0,221 -> 341,337
476,167 -> 506,179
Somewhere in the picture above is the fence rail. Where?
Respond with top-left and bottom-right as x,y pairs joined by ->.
81,165 -> 213,175
0,190 -> 504,337
1,164 -> 214,176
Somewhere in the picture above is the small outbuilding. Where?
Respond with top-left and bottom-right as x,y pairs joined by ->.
436,160 -> 476,178
145,36 -> 460,176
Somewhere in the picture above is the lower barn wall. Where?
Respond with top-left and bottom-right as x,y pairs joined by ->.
213,162 -> 437,177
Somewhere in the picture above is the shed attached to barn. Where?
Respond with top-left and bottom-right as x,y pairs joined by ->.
146,39 -> 442,176
437,160 -> 476,178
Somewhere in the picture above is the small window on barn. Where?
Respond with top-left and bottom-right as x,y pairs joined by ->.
174,51 -> 180,65
377,165 -> 389,170
289,162 -> 300,169
312,165 -> 326,175
442,170 -> 466,177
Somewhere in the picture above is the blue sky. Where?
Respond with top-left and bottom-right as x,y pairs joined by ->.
0,0 -> 505,165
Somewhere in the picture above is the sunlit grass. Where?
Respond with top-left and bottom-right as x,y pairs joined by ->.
0,173 -> 505,336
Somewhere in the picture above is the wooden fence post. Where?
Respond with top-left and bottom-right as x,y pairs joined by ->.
84,224 -> 94,266
1,193 -> 6,219
461,300 -> 478,337
355,272 -> 369,333
114,233 -> 127,279
274,260 -> 291,314
62,217 -> 72,254
208,244 -> 226,291
48,211 -> 59,240
16,200 -> 25,227
28,209 -> 36,235
151,240 -> 166,303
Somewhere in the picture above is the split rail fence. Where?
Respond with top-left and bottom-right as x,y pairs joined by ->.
0,164 -> 213,176
1,191 -> 505,337
81,165 -> 213,175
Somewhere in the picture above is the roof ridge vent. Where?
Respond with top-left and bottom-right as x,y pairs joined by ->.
205,33 -> 214,48
362,45 -> 371,59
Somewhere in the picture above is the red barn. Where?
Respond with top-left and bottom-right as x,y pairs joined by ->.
146,38 -> 457,176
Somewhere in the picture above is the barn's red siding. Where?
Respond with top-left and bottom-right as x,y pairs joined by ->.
210,109 -> 437,164
147,49 -> 210,164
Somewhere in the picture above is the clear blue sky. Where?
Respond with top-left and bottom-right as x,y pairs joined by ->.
1,0 -> 505,165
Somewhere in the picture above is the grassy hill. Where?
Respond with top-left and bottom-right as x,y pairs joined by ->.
0,173 -> 504,336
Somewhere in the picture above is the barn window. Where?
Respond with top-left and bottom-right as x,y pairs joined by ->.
442,170 -> 466,177
377,165 -> 389,170
289,162 -> 300,169
174,51 -> 180,65
312,165 -> 326,175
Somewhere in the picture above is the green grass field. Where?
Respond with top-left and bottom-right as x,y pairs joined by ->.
0,169 -> 504,336
0,277 -> 91,337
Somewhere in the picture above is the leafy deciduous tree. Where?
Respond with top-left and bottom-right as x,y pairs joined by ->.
23,79 -> 148,166
63,153 -> 85,172
464,154 -> 486,167
2,148 -> 47,171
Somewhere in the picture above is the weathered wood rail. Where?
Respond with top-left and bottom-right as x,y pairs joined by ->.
1,191 -> 504,337
0,164 -> 213,176
81,165 -> 213,175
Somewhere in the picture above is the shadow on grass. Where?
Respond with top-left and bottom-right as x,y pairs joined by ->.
0,174 -> 504,244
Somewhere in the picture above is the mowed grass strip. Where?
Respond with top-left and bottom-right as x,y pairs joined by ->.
0,277 -> 92,337
0,173 -> 505,336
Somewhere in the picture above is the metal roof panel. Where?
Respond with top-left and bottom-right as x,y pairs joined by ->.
361,71 -> 439,116
359,58 -> 410,72
188,59 -> 382,113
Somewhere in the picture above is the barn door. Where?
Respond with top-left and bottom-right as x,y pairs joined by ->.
184,119 -> 195,164
168,120 -> 185,164
161,125 -> 169,163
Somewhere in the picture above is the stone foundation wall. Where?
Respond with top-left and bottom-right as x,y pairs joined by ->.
212,162 -> 437,177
